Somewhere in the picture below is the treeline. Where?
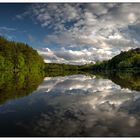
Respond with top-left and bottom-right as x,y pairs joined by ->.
0,36 -> 44,73
45,63 -> 79,71
1,36 -> 140,73
79,48 -> 140,71
107,48 -> 140,70
44,47 -> 140,73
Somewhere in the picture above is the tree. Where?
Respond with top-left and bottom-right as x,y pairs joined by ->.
0,36 -> 45,72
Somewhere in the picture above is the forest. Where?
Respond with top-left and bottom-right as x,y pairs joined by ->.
0,36 -> 44,73
78,48 -> 140,72
0,36 -> 140,73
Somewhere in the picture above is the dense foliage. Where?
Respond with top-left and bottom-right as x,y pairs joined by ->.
79,48 -> 140,71
0,36 -> 44,72
107,48 -> 140,70
45,63 -> 79,71
45,65 -> 95,77
45,63 -> 81,76
1,36 -> 140,73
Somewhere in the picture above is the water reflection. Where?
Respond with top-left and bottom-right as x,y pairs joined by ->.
108,72 -> 140,91
0,72 -> 140,136
0,71 -> 44,104
24,75 -> 140,136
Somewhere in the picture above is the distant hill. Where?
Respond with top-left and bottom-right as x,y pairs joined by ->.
0,36 -> 44,72
79,48 -> 140,71
107,48 -> 140,70
1,36 -> 139,73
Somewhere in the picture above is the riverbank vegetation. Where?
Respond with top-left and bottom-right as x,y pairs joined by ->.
0,36 -> 140,74
78,48 -> 140,72
0,36 -> 44,73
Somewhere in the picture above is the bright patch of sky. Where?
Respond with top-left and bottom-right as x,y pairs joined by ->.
0,3 -> 140,64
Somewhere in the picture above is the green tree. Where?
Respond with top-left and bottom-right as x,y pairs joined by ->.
0,36 -> 45,72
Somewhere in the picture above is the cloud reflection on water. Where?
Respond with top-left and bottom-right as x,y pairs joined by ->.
15,75 -> 140,136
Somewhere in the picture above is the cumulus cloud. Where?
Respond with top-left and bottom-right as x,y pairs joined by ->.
17,3 -> 140,64
37,47 -> 114,65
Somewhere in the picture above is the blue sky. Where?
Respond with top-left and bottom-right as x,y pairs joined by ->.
0,3 -> 140,64
0,4 -> 53,48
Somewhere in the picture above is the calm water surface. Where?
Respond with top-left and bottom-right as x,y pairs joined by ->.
0,72 -> 140,136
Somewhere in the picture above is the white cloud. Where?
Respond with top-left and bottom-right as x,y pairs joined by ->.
0,26 -> 16,31
18,4 -> 140,64
37,46 -> 114,65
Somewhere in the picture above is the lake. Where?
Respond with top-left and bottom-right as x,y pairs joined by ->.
0,71 -> 140,136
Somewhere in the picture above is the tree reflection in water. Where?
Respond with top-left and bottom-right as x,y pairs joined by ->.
0,71 -> 140,136
0,71 -> 44,104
